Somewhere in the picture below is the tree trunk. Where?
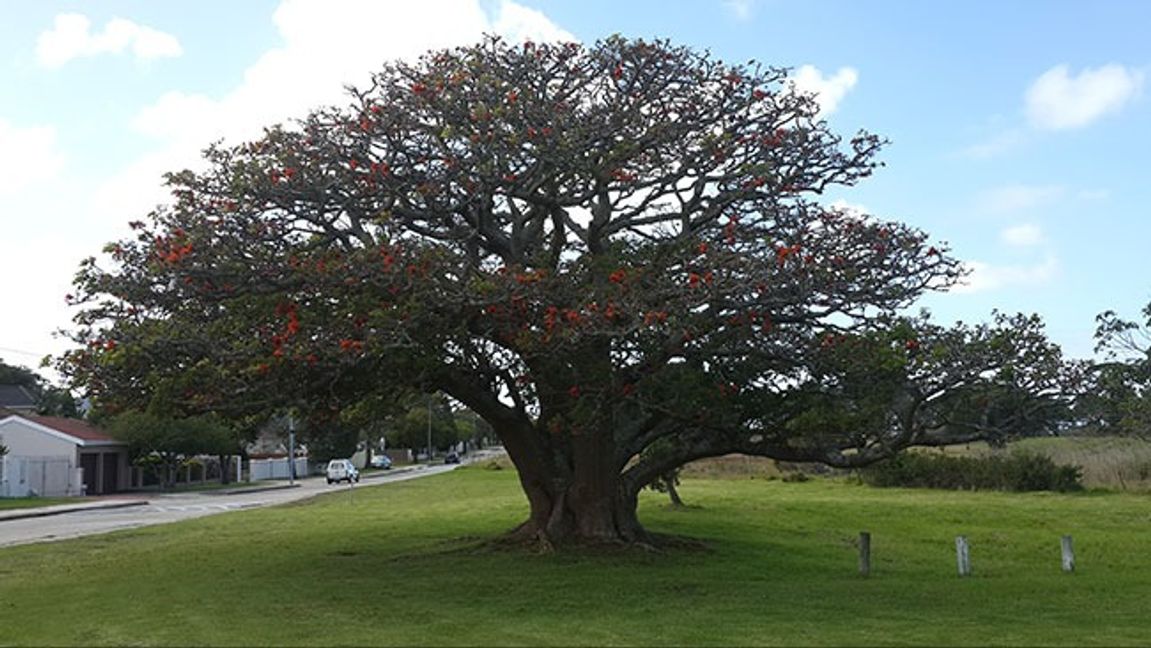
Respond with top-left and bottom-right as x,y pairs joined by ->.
511,472 -> 649,548
217,454 -> 232,484
664,473 -> 685,508
504,431 -> 650,549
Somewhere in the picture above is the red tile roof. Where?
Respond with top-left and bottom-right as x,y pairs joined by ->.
23,415 -> 121,443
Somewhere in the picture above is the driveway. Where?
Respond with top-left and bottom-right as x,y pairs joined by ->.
0,463 -> 460,549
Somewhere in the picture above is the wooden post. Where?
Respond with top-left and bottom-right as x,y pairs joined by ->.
955,536 -> 971,577
1061,535 -> 1075,573
859,531 -> 871,577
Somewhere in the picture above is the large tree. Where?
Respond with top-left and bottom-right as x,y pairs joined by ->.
60,36 -> 1070,547
1082,302 -> 1151,436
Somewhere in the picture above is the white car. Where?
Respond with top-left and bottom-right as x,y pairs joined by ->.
325,459 -> 360,484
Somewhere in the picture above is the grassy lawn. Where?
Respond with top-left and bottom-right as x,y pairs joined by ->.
0,497 -> 81,511
1,467 -> 1150,646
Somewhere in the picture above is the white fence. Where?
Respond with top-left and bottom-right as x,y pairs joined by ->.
0,455 -> 83,498
248,457 -> 309,481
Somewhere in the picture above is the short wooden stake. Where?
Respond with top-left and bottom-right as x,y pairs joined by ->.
955,535 -> 971,577
859,531 -> 871,577
1061,535 -> 1075,573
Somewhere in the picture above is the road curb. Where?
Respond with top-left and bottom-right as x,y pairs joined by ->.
0,500 -> 149,523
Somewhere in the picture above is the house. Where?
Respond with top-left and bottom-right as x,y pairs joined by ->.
0,384 -> 38,416
0,414 -> 130,497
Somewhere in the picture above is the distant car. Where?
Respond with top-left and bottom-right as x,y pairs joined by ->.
370,454 -> 393,470
444,452 -> 461,464
326,459 -> 360,484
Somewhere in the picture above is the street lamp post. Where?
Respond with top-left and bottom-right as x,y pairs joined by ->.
426,394 -> 433,464
287,414 -> 296,485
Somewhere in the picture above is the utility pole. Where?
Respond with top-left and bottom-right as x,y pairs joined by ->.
426,394 -> 433,463
287,413 -> 296,485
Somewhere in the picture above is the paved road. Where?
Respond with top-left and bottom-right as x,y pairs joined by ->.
0,463 -> 459,549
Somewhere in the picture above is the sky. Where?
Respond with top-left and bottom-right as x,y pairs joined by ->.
1,0 -> 1148,378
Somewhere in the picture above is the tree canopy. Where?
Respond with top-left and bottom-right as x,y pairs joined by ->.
60,36 -> 1072,547
0,360 -> 79,417
1081,302 -> 1151,437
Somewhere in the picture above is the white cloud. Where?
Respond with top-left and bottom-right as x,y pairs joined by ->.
1000,224 -> 1043,247
1025,64 -> 1144,130
492,1 -> 577,43
828,198 -> 870,218
977,184 -> 1064,214
723,0 -> 755,21
93,0 -> 574,228
36,13 -> 182,68
953,256 -> 1058,294
0,119 -> 66,195
789,65 -> 858,117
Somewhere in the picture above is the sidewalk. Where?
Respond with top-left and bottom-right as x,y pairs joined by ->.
0,499 -> 149,523
0,464 -> 437,523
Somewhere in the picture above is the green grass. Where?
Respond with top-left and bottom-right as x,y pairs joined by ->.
0,497 -> 80,511
1,468 -> 1150,646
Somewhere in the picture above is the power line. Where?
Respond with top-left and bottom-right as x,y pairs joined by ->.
0,346 -> 48,359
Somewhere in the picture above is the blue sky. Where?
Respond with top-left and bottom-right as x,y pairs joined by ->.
1,0 -> 1148,374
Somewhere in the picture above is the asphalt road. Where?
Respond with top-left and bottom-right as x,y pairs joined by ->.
0,463 -> 460,549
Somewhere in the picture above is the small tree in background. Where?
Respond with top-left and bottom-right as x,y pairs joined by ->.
107,411 -> 236,488
0,361 -> 79,418
1086,302 -> 1151,437
384,394 -> 461,456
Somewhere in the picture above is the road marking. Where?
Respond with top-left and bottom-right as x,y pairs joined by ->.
146,502 -> 267,513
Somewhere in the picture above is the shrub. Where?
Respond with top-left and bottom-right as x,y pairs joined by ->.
861,451 -> 1083,492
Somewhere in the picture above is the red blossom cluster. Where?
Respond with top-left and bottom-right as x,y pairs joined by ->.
643,310 -> 668,326
155,235 -> 194,264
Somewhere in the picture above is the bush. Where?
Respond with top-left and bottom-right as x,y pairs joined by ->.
861,451 -> 1083,492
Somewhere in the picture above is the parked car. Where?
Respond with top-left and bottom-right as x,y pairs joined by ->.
444,452 -> 461,464
370,454 -> 393,469
326,459 -> 360,484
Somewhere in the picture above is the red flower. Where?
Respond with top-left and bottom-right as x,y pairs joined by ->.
506,90 -> 518,103
608,269 -> 627,284
611,168 -> 636,183
697,242 -> 709,255
568,385 -> 581,398
612,64 -> 623,80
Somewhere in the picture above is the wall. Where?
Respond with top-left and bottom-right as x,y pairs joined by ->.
248,457 -> 309,481
0,455 -> 83,497
0,419 -> 76,460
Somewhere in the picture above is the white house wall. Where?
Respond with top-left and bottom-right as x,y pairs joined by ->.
0,419 -> 77,460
